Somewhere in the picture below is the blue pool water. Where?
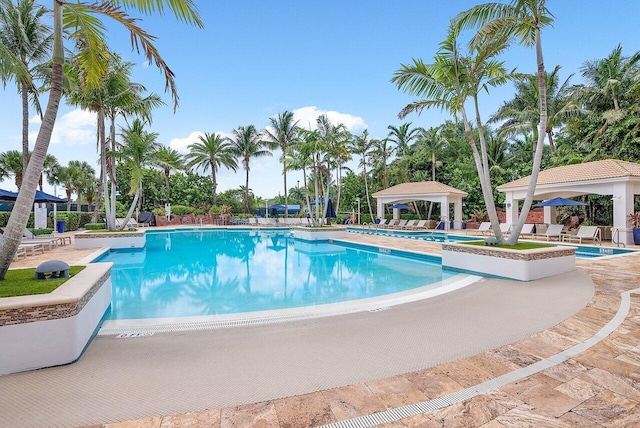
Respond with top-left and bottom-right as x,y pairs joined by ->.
346,227 -> 634,258
93,229 -> 457,320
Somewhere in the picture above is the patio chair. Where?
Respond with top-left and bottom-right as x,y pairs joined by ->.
533,224 -> 564,241
562,225 -> 601,244
22,228 -> 63,249
519,223 -> 535,239
382,219 -> 398,229
0,234 -> 45,257
499,223 -> 512,236
400,219 -> 416,229
392,219 -> 408,229
467,222 -> 491,235
410,219 -> 427,230
376,218 -> 388,228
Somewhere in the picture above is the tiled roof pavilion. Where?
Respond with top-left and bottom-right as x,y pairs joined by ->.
497,159 -> 640,245
372,181 -> 467,229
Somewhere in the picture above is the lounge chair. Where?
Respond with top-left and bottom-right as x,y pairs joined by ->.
115,218 -> 138,229
382,219 -> 398,229
519,223 -> 535,239
0,234 -> 45,257
467,222 -> 491,235
409,219 -> 427,230
562,225 -> 601,244
392,219 -> 408,229
376,218 -> 388,228
499,223 -> 511,236
400,219 -> 416,229
22,228 -> 65,248
533,224 -> 564,241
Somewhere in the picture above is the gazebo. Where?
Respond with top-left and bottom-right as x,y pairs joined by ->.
497,159 -> 640,245
372,181 -> 468,229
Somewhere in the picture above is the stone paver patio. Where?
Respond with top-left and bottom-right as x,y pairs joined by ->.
5,228 -> 640,427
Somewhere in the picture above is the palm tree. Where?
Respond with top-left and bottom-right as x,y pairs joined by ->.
185,132 -> 237,206
0,0 -> 202,277
370,137 -> 393,189
40,153 -> 59,192
387,123 -> 420,182
0,150 -> 24,189
415,126 -> 446,219
56,165 -> 78,211
350,131 -> 375,222
575,45 -> 640,143
455,0 -> 555,244
154,146 -> 184,202
0,0 -> 52,174
491,65 -> 583,152
392,24 -> 513,241
262,111 -> 299,218
228,125 -> 270,214
111,119 -> 160,228
67,160 -> 96,212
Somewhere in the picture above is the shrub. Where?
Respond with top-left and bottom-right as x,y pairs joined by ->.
85,223 -> 105,230
171,205 -> 194,215
52,212 -> 93,231
29,227 -> 54,236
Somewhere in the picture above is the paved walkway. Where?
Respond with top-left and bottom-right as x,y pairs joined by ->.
3,229 -> 640,427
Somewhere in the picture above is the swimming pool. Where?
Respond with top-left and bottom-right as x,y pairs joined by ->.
346,227 -> 635,258
93,229 -> 463,321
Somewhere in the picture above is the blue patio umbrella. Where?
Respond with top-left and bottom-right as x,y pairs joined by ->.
0,189 -> 66,203
533,197 -> 586,207
0,189 -> 17,201
389,203 -> 411,209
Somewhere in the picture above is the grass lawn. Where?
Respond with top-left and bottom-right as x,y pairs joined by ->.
0,266 -> 85,298
464,241 -> 555,250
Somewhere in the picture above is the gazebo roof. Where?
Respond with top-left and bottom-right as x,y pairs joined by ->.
373,181 -> 468,197
498,159 -> 640,191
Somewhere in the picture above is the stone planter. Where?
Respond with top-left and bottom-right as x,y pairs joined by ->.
0,262 -> 112,375
75,230 -> 146,249
442,242 -> 576,281
290,226 -> 346,241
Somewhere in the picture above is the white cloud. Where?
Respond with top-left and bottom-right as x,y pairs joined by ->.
291,106 -> 367,132
29,109 -> 97,147
168,131 -> 233,153
169,131 -> 205,153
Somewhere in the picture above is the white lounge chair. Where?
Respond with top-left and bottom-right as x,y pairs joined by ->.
533,224 -> 564,241
382,219 -> 398,229
562,225 -> 601,244
467,222 -> 491,235
0,234 -> 45,257
376,218 -> 388,228
519,223 -> 535,239
22,228 -> 66,248
393,219 -> 408,229
401,219 -> 416,229
410,219 -> 427,230
499,223 -> 511,235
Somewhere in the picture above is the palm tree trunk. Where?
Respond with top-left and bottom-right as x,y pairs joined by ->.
0,2 -> 63,278
21,84 -> 30,175
210,166 -> 217,206
506,26 -> 548,245
244,168 -> 249,214
283,163 -> 288,218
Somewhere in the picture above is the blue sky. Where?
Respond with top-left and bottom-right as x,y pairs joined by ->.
1,1 -> 638,200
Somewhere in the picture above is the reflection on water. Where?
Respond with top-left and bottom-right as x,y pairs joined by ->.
94,230 -> 449,320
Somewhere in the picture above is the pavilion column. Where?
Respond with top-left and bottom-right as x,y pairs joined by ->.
505,194 -> 519,225
393,207 -> 400,220
543,206 -> 557,224
613,183 -> 634,245
377,199 -> 384,220
440,199 -> 449,230
453,199 -> 463,229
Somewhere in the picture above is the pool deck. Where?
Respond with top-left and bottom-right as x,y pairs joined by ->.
3,228 -> 640,427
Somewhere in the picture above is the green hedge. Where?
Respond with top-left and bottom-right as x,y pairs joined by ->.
29,227 -> 54,236
0,212 -> 36,228
51,212 -> 93,231
85,223 -> 105,230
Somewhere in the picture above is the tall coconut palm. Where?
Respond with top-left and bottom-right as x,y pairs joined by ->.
228,125 -> 270,214
370,137 -> 394,189
185,132 -> 237,206
262,111 -> 299,218
112,119 -> 160,228
415,126 -> 446,219
154,146 -> 184,202
0,0 -> 202,277
67,160 -> 96,212
350,130 -> 375,222
387,123 -> 420,182
575,45 -> 640,143
455,0 -> 555,244
393,24 -> 513,241
0,150 -> 24,189
0,0 -> 52,174
491,65 -> 582,152
40,153 -> 59,191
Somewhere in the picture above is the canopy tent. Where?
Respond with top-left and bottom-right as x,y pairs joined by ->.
498,159 -> 640,245
0,189 -> 66,203
533,197 -> 587,207
267,204 -> 301,215
310,199 -> 336,218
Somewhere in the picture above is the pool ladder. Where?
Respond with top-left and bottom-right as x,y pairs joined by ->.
611,228 -> 626,248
